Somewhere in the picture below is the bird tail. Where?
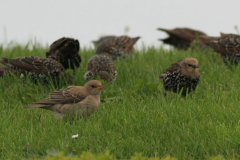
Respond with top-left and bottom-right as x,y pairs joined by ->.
0,58 -> 9,65
24,104 -> 47,108
132,37 -> 141,44
199,35 -> 220,44
220,32 -> 229,37
157,28 -> 169,32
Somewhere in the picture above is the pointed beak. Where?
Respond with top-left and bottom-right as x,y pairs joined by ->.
96,85 -> 105,90
193,65 -> 199,68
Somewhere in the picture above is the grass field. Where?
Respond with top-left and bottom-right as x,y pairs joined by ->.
1,42 -> 240,160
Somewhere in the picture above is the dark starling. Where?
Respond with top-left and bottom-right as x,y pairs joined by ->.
92,35 -> 116,46
84,55 -> 117,82
95,35 -> 140,59
0,56 -> 73,85
159,58 -> 200,96
46,37 -> 81,70
200,34 -> 240,65
157,27 -> 207,50
25,80 -> 105,120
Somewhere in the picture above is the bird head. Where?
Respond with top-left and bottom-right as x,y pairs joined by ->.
84,80 -> 105,95
182,58 -> 199,75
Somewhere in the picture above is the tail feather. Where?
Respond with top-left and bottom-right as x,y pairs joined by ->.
157,28 -> 169,32
0,58 -> 9,64
24,104 -> 49,108
132,37 -> 140,44
200,35 -> 220,43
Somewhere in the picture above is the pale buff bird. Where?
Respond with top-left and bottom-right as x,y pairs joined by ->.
159,58 -> 200,96
24,80 -> 105,120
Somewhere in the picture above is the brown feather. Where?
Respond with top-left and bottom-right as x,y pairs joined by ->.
0,56 -> 73,85
158,27 -> 207,50
92,36 -> 116,46
96,35 -> 140,59
159,58 -> 200,96
46,37 -> 81,70
84,55 -> 117,82
24,80 -> 105,120
201,34 -> 240,65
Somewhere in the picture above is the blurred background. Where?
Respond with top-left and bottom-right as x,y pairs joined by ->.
1,0 -> 240,48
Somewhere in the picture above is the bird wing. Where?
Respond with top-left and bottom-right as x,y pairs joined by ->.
159,60 -> 182,79
92,36 -> 116,45
158,28 -> 206,41
96,38 -> 115,54
0,56 -> 62,74
203,35 -> 240,56
24,86 -> 88,108
46,37 -> 80,65
54,94 -> 100,117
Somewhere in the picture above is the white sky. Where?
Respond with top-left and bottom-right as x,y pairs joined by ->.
1,0 -> 240,48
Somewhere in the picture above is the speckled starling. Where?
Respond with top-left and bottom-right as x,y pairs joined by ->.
25,80 -> 105,120
96,35 -> 140,59
46,37 -> 81,70
159,58 -> 200,96
157,27 -> 207,50
200,34 -> 240,65
0,56 -> 73,85
84,55 -> 117,82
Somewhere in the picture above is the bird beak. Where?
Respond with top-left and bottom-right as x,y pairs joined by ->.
193,65 -> 199,68
96,85 -> 105,90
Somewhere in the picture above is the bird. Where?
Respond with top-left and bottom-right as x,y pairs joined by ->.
46,37 -> 81,71
200,33 -> 240,65
84,55 -> 117,82
24,80 -> 105,121
0,56 -> 73,85
95,35 -> 140,60
159,58 -> 200,96
92,35 -> 116,46
157,27 -> 207,50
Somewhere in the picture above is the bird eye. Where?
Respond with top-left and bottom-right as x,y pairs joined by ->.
188,64 -> 192,67
91,85 -> 96,88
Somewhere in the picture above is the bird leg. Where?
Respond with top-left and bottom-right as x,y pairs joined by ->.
164,90 -> 167,97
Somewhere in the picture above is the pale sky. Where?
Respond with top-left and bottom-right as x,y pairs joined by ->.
1,0 -> 240,48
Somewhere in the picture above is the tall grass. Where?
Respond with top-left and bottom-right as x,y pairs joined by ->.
0,43 -> 240,160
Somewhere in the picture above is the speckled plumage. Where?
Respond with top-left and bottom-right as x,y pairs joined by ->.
92,36 -> 116,46
84,55 -> 117,82
158,27 -> 207,50
0,56 -> 73,85
159,58 -> 200,96
95,35 -> 140,59
46,37 -> 81,70
200,34 -> 240,65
